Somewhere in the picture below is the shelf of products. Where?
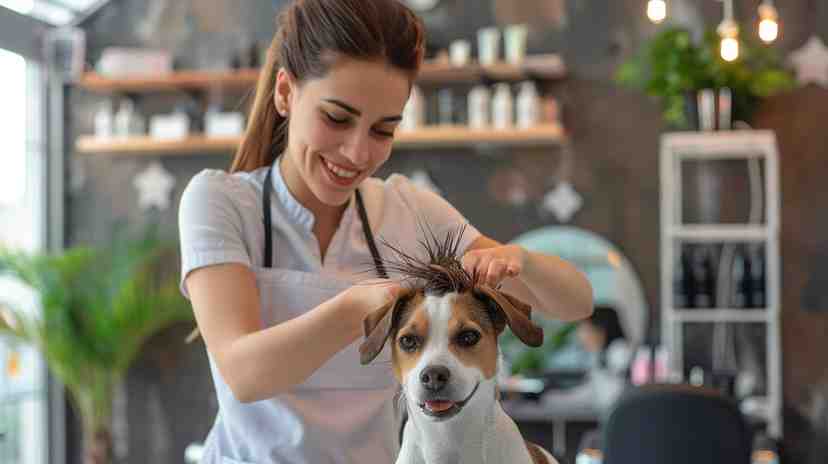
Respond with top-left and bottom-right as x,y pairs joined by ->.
75,123 -> 567,155
77,55 -> 566,94
659,130 -> 782,438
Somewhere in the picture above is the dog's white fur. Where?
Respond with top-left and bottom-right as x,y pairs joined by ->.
395,293 -> 557,464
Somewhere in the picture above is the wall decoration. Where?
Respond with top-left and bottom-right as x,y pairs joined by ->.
789,36 -> 828,88
541,181 -> 583,223
134,161 -> 176,211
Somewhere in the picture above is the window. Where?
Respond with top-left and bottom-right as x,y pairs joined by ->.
0,0 -> 108,25
0,46 -> 47,464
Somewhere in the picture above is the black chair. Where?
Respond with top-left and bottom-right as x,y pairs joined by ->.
602,384 -> 752,464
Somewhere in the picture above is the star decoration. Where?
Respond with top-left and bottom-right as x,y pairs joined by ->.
541,181 -> 583,223
789,36 -> 828,87
134,161 -> 176,211
410,169 -> 443,197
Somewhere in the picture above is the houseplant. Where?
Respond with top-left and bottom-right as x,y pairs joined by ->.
0,230 -> 193,464
615,26 -> 795,128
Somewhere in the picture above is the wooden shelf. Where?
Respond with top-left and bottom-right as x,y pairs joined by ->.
77,55 -> 566,94
75,124 -> 566,155
79,69 -> 262,93
395,124 -> 566,148
76,136 -> 241,155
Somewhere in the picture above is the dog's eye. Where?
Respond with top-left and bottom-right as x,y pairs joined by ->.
399,335 -> 420,352
456,330 -> 481,347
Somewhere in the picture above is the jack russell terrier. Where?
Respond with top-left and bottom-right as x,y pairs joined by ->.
358,228 -> 558,464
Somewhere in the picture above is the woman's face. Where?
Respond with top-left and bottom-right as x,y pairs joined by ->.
275,57 -> 411,210
576,321 -> 606,353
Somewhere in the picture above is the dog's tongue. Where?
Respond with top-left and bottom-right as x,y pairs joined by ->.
425,400 -> 455,412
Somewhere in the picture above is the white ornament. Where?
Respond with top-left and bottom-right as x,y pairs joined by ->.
542,181 -> 583,223
410,169 -> 443,197
789,36 -> 828,87
134,161 -> 176,211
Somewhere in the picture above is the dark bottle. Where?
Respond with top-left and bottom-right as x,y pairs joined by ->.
692,245 -> 716,308
748,245 -> 766,308
673,247 -> 695,309
730,245 -> 749,309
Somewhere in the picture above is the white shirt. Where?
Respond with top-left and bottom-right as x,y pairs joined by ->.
178,162 -> 480,464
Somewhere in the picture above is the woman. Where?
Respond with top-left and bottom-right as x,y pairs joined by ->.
541,305 -> 630,417
178,1 -> 593,462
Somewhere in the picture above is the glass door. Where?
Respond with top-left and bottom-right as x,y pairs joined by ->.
0,45 -> 48,464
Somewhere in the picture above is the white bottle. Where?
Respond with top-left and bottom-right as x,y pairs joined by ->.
491,83 -> 513,130
114,99 -> 135,138
94,101 -> 113,139
401,85 -> 425,132
516,81 -> 540,129
467,85 -> 490,129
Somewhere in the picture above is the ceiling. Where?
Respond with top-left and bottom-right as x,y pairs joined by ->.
0,0 -> 110,26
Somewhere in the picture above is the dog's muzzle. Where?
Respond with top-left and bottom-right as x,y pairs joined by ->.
417,380 -> 480,422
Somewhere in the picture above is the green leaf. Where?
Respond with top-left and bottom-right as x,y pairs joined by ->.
0,229 -> 194,435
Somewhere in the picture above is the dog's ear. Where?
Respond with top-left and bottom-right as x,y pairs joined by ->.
359,289 -> 413,365
477,285 -> 543,347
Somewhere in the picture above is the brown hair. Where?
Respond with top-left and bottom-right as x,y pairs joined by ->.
230,0 -> 427,173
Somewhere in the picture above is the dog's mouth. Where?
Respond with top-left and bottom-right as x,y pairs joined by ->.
418,382 -> 480,421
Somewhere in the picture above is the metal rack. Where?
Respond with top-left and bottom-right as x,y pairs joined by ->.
659,130 -> 782,438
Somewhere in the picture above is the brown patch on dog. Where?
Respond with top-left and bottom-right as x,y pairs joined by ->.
392,292 -> 428,383
447,293 -> 501,379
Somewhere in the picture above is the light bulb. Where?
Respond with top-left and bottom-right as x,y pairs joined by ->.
717,17 -> 740,62
758,4 -> 779,43
721,37 -> 740,61
647,0 -> 667,23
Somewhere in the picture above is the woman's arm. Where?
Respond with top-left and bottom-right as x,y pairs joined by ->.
463,235 -> 593,322
186,263 -> 400,403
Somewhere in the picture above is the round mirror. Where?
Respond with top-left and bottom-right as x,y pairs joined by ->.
502,226 -> 650,375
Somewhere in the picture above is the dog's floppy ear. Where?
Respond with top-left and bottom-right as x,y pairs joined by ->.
477,285 -> 544,347
359,289 -> 413,365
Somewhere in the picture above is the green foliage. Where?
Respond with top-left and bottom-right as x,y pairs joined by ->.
0,229 -> 193,435
502,322 -> 577,376
615,27 -> 796,128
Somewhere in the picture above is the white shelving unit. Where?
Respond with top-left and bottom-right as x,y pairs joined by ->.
659,130 -> 782,438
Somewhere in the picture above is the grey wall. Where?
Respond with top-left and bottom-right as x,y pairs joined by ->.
66,1 -> 828,463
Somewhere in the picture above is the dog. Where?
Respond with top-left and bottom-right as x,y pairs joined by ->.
358,233 -> 558,464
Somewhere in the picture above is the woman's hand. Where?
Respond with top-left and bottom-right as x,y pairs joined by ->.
461,244 -> 527,288
342,279 -> 406,322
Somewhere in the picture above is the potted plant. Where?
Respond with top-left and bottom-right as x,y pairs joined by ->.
615,26 -> 795,128
0,230 -> 193,464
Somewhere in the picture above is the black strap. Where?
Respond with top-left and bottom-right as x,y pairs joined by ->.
262,165 -> 386,278
263,165 -> 275,268
355,189 -> 388,279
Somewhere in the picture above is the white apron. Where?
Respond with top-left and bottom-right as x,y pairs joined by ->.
200,164 -> 399,464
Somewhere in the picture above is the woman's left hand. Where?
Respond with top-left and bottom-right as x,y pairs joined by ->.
461,244 -> 527,287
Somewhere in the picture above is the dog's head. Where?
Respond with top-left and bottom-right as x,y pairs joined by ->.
358,262 -> 543,422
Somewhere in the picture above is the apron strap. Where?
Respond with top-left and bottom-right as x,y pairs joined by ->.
355,189 -> 388,279
262,164 -> 387,278
263,164 -> 275,268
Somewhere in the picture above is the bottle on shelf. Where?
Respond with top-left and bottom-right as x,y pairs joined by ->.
691,245 -> 716,308
467,85 -> 491,129
673,247 -> 689,309
516,81 -> 540,129
492,83 -> 513,130
93,101 -> 113,139
730,245 -> 749,309
748,244 -> 766,308
115,98 -> 134,137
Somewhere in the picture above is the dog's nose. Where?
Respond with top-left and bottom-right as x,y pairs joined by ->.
420,365 -> 451,392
